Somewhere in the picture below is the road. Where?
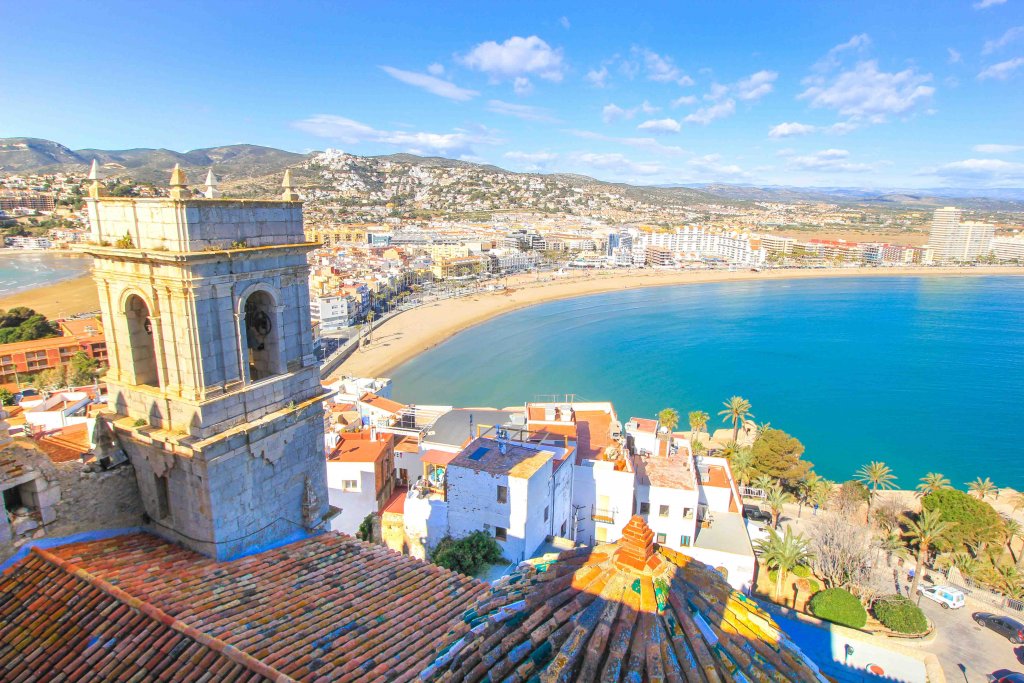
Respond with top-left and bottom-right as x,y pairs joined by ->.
917,597 -> 1023,682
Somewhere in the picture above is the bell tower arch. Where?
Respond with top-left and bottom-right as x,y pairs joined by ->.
79,165 -> 333,559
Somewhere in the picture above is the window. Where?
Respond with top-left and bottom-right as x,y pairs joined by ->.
596,526 -> 607,543
656,533 -> 666,544
560,521 -> 567,537
497,485 -> 508,504
680,535 -> 692,547
494,526 -> 507,541
125,294 -> 160,387
682,507 -> 693,519
639,502 -> 650,515
659,505 -> 670,517
544,506 -> 549,522
242,290 -> 281,382
155,474 -> 170,520
341,480 -> 359,491
398,468 -> 408,481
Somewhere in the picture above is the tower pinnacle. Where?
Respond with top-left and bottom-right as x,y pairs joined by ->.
204,168 -> 222,199
87,159 -> 105,198
169,164 -> 190,200
281,169 -> 299,201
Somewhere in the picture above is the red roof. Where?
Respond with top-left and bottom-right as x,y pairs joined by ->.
358,392 -> 405,414
421,449 -> 459,466
13,531 -> 489,682
35,422 -> 91,463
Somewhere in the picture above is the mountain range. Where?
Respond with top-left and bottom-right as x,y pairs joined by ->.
2,137 -> 1022,211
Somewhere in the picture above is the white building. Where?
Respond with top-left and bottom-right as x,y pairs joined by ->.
928,207 -> 994,262
325,430 -> 395,535
310,294 -> 355,332
993,236 -> 1024,263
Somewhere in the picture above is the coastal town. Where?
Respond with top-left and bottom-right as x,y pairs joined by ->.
0,166 -> 1022,682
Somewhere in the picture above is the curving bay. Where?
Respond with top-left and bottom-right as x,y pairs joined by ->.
391,276 -> 1024,488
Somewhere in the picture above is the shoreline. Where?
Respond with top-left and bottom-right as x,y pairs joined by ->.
330,265 -> 1024,380
0,274 -> 99,318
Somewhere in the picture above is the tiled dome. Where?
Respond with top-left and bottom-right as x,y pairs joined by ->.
420,516 -> 825,682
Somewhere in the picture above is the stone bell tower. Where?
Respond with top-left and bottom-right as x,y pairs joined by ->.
79,163 -> 332,559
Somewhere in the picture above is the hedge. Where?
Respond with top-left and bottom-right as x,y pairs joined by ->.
432,531 -> 505,576
873,595 -> 929,634
809,588 -> 867,629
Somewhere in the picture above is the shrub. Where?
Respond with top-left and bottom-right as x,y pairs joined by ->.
873,594 -> 928,634
432,531 -> 505,576
808,588 -> 867,629
793,565 -> 812,578
922,488 -> 1004,552
356,514 -> 374,542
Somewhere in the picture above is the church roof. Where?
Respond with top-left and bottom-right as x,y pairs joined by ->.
420,516 -> 825,683
2,531 -> 487,682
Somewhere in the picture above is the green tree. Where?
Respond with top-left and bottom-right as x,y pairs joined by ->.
903,507 -> 954,596
0,388 -> 13,406
718,396 -> 753,444
967,476 -> 998,501
752,474 -> 776,494
69,351 -> 101,386
855,461 -> 897,523
922,488 -> 1003,554
1005,518 -> 1023,567
916,472 -> 951,498
356,513 -> 375,542
730,448 -> 756,487
755,526 -> 813,603
797,472 -> 822,518
1009,492 -> 1024,514
0,312 -> 60,344
751,428 -> 811,483
431,531 -> 505,576
687,410 -> 709,441
657,407 -> 680,432
765,485 -> 795,529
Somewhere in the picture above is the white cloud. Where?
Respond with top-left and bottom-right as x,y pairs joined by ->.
788,148 -> 875,172
978,57 -> 1024,80
379,66 -> 478,101
814,33 -> 872,71
704,83 -> 729,101
427,63 -> 445,76
585,66 -> 609,87
769,122 -> 818,138
688,154 -> 748,179
632,47 -> 694,86
736,70 -> 778,100
974,0 -> 1008,9
931,157 -> 1024,181
487,99 -> 560,122
571,151 -> 662,176
459,35 -> 565,82
559,16 -> 570,29
293,115 -> 497,157
513,76 -> 533,96
505,150 -> 558,170
799,60 -> 934,121
983,26 -> 1024,54
683,99 -> 736,125
670,95 -> 697,107
828,121 -> 860,134
947,48 -> 962,64
567,129 -> 688,156
637,118 -> 681,134
640,100 -> 660,114
602,103 -> 634,123
973,143 -> 1024,153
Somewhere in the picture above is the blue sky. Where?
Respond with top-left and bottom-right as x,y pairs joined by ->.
3,1 -> 1024,188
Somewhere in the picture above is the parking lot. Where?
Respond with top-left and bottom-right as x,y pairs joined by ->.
917,595 -> 1023,682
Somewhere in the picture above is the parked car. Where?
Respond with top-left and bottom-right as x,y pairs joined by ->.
987,674 -> 1024,683
916,585 -> 965,610
975,613 -> 1024,644
742,504 -> 772,524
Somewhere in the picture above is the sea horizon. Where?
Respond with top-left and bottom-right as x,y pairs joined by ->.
390,275 -> 1024,490
0,250 -> 91,298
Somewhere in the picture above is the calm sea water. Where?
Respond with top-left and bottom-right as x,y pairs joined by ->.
0,251 -> 91,296
391,276 -> 1024,488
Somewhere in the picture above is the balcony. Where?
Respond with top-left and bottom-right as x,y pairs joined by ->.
591,505 -> 617,524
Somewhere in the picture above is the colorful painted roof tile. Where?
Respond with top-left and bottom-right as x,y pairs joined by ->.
420,516 -> 827,683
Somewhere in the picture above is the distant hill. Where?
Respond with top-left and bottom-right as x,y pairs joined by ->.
684,183 -> 1024,211
0,137 -> 309,185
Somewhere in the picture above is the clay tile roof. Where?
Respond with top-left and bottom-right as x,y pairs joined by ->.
359,392 -> 405,414
35,422 -> 91,463
35,531 -> 488,682
420,515 -> 826,683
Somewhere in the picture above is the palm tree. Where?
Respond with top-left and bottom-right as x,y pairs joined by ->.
718,396 -> 754,444
731,448 -> 756,487
752,474 -> 775,496
1005,518 -> 1023,567
657,407 -> 680,433
915,472 -> 951,498
688,410 -> 709,443
855,461 -> 897,523
796,473 -> 822,519
754,527 -> 813,604
1009,491 -> 1024,514
996,564 -> 1024,600
967,476 -> 998,501
903,507 -> 954,596
765,485 -> 795,529
809,478 -> 832,515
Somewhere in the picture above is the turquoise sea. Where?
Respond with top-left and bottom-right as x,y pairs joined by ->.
391,276 -> 1024,489
0,251 -> 91,296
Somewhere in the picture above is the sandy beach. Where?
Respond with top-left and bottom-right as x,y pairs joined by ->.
331,265 -> 1024,380
0,274 -> 99,319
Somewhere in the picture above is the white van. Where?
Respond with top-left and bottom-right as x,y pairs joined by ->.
916,585 -> 965,609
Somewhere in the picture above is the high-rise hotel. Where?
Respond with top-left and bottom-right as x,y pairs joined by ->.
928,206 -> 994,262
